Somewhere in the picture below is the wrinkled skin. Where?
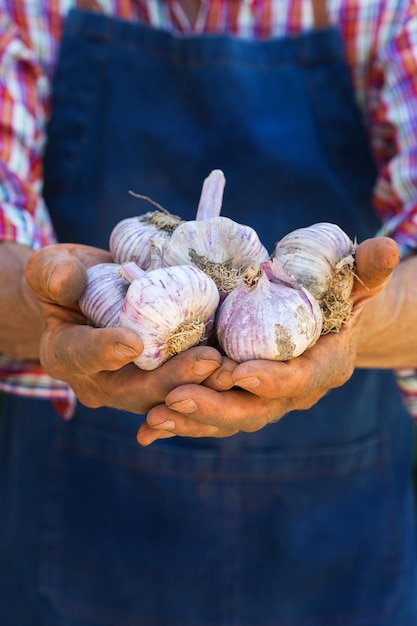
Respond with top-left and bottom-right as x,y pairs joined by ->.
26,237 -> 400,445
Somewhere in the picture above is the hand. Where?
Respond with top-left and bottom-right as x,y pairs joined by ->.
26,244 -> 222,415
137,237 -> 399,445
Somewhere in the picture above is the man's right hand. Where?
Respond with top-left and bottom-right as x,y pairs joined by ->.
26,243 -> 222,415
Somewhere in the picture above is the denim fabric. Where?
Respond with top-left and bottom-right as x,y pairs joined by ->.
0,8 -> 416,625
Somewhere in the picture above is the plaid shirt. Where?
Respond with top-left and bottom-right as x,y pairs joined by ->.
1,0 -> 417,419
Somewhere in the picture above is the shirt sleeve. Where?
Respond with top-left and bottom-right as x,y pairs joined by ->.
370,3 -> 417,417
0,9 -> 74,418
0,10 -> 57,249
372,2 -> 417,255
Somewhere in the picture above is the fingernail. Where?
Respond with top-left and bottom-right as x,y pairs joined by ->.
168,399 -> 197,414
235,376 -> 260,389
216,371 -> 233,388
150,419 -> 176,431
193,359 -> 219,377
115,343 -> 139,358
46,263 -> 58,293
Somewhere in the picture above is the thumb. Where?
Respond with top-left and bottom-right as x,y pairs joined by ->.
26,244 -> 111,306
353,237 -> 400,300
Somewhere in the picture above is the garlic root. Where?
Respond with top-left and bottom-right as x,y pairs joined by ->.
165,317 -> 207,358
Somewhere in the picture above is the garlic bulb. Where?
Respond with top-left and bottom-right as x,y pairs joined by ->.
216,259 -> 323,362
78,263 -> 130,328
163,169 -> 269,294
273,222 -> 355,333
118,264 -> 220,370
109,209 -> 184,269
163,217 -> 270,294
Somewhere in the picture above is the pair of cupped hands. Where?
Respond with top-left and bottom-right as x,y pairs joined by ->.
26,236 -> 399,446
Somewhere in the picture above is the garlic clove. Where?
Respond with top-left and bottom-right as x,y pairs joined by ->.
216,261 -> 323,362
109,210 -> 184,269
273,222 -> 355,333
78,262 -> 130,328
163,216 -> 270,294
118,264 -> 220,370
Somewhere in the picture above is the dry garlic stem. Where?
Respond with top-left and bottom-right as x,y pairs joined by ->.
196,169 -> 226,221
273,222 -> 355,333
164,169 -> 269,294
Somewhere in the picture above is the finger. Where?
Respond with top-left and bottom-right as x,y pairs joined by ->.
140,417 -> 223,443
41,325 -> 144,376
130,347 -> 222,410
163,385 -> 271,432
137,422 -> 177,446
26,244 -> 112,305
222,356 -> 311,398
43,340 -> 222,414
145,402 -> 238,439
161,346 -> 223,385
203,356 -> 239,390
227,359 -> 287,397
226,326 -> 355,400
79,344 -> 222,413
107,351 -> 222,415
354,237 -> 399,297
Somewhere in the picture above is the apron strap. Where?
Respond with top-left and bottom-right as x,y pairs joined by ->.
311,0 -> 330,28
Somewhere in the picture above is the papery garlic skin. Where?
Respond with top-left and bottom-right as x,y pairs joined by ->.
273,222 -> 355,333
216,261 -> 323,362
119,265 -> 220,370
148,236 -> 166,270
109,210 -> 183,269
163,216 -> 270,294
78,263 -> 130,328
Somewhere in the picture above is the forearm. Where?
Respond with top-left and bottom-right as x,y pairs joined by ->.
0,242 -> 43,360
356,255 -> 417,368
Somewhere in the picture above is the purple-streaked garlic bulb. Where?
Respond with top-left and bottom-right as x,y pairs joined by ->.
109,170 -> 223,270
163,216 -> 270,294
109,207 -> 184,269
118,264 -> 220,370
273,222 -> 355,333
216,259 -> 323,362
78,262 -> 131,328
163,169 -> 269,295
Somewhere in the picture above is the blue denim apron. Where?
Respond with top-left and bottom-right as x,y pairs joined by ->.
0,6 -> 416,626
